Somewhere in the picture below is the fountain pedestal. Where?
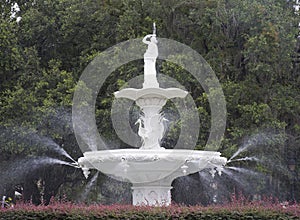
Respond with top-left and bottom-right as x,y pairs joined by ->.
132,185 -> 172,206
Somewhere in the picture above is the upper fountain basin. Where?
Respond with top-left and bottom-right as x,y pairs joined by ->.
78,149 -> 227,184
114,87 -> 188,101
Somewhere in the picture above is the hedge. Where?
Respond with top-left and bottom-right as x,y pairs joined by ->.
0,201 -> 299,219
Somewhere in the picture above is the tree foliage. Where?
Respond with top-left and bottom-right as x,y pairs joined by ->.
0,0 -> 299,205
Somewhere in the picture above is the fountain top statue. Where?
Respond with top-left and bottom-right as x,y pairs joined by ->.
143,23 -> 158,60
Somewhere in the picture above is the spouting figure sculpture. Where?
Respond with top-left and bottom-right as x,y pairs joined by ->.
78,23 -> 227,206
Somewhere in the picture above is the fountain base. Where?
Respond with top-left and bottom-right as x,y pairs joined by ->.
78,149 -> 227,206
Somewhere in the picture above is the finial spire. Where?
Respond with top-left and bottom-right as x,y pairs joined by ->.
153,22 -> 156,36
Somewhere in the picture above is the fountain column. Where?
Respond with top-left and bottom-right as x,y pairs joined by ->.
114,24 -> 190,206
131,174 -> 175,206
132,186 -> 172,206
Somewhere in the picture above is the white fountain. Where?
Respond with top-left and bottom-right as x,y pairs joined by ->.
78,24 -> 227,206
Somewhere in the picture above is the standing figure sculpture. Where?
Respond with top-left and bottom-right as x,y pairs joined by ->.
143,34 -> 158,60
142,23 -> 159,88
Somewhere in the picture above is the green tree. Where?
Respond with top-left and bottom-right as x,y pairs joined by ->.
0,0 -> 299,204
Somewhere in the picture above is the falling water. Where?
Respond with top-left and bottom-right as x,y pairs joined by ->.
0,126 -> 77,163
226,166 -> 264,178
0,156 -> 79,186
79,171 -> 99,202
32,157 -> 71,166
229,132 -> 283,161
198,171 -> 213,182
72,114 -> 106,151
229,136 -> 259,161
222,168 -> 250,188
99,176 -> 132,204
258,158 -> 290,175
198,171 -> 214,193
13,157 -> 78,171
227,156 -> 259,163
40,136 -> 77,163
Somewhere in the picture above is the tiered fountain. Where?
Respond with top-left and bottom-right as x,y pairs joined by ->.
78,24 -> 227,206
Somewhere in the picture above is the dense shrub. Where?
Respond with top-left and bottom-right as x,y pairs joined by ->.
0,200 -> 299,220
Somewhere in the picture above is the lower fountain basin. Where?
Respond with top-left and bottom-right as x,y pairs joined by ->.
78,149 -> 227,184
